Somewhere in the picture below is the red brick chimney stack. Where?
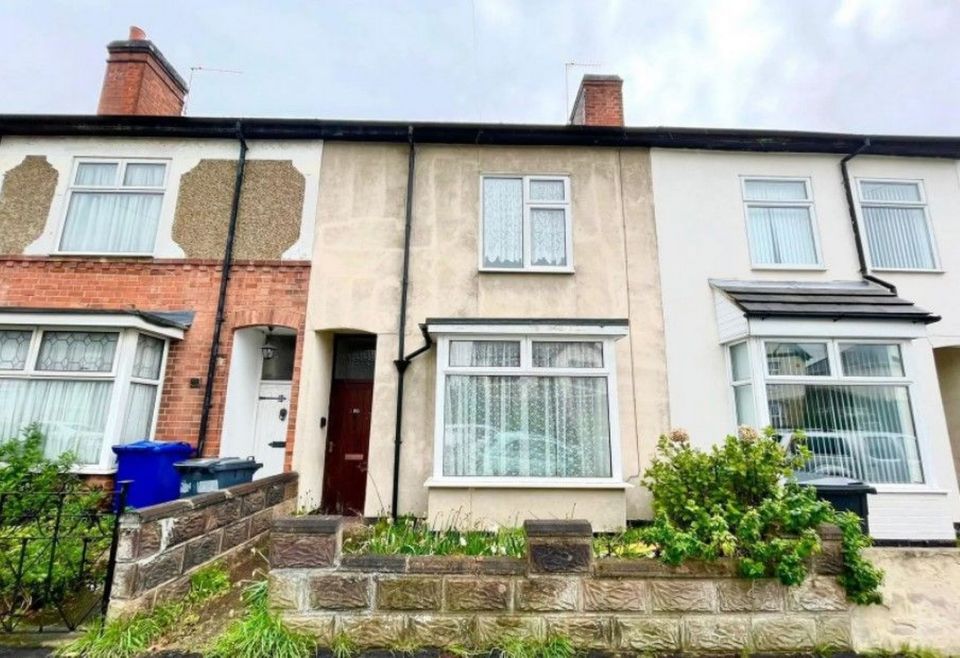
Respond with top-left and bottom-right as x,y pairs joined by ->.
569,74 -> 624,127
97,26 -> 189,116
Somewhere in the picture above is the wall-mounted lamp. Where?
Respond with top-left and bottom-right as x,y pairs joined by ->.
261,326 -> 277,360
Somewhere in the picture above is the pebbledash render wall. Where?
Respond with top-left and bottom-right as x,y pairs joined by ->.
266,518 -> 854,654
109,472 -> 297,617
294,143 -> 669,527
0,136 -> 323,466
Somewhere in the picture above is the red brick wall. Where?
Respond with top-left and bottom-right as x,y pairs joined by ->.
0,257 -> 309,466
570,77 -> 624,127
98,51 -> 185,116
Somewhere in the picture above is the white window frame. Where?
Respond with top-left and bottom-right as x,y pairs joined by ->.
0,325 -> 169,474
726,336 -> 935,493
428,329 -> 625,488
479,175 -> 574,273
55,157 -> 170,257
739,176 -> 824,270
855,177 -> 941,272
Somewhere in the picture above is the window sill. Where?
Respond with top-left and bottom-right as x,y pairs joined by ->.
53,252 -> 156,259
70,466 -> 118,476
869,268 -> 945,274
872,484 -> 949,495
424,477 -> 631,490
750,265 -> 827,272
479,267 -> 575,275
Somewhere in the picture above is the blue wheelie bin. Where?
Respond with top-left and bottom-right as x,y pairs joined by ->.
112,440 -> 194,509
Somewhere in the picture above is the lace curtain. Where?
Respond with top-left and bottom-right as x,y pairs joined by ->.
748,207 -> 817,265
530,209 -> 566,266
482,178 -> 523,267
443,374 -> 611,478
0,379 -> 112,464
449,340 -> 520,367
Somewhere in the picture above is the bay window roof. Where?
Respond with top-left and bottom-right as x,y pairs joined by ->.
0,308 -> 194,338
711,280 -> 939,325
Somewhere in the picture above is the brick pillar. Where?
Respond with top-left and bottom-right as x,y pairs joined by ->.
524,519 -> 593,573
271,516 -> 343,568
569,74 -> 624,127
97,26 -> 188,116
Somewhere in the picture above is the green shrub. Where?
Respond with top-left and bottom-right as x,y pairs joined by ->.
0,425 -> 108,618
638,427 -> 883,603
343,515 -> 526,558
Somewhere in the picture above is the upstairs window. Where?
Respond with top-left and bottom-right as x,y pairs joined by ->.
481,176 -> 572,271
59,159 -> 167,255
858,180 -> 938,270
742,178 -> 820,268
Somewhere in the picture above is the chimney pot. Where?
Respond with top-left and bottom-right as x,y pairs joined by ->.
97,27 -> 188,116
569,74 -> 624,128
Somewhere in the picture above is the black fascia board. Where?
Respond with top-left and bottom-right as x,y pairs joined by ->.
2,115 -> 960,158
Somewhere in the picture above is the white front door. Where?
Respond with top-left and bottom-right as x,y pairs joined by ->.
252,381 -> 291,478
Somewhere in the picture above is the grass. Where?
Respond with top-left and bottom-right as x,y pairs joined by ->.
55,563 -> 232,658
206,580 -> 316,658
330,631 -> 358,658
864,646 -> 948,658
494,634 -> 576,658
342,515 -> 526,558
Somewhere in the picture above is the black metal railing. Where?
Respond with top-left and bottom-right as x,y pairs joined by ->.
0,481 -> 129,634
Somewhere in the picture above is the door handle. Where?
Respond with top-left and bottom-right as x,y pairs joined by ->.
259,394 -> 288,402
268,441 -> 286,448
279,408 -> 288,421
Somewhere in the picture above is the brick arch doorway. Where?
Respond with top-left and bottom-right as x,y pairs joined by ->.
220,325 -> 297,478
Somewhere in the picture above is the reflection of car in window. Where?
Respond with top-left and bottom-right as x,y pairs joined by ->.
781,430 -> 918,484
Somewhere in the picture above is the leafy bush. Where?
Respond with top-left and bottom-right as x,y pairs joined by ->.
0,425 -> 109,620
343,515 -> 526,558
637,427 -> 883,604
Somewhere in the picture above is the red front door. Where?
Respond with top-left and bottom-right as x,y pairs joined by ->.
321,335 -> 376,515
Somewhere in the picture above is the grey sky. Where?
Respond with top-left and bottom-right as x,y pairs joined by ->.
1,0 -> 958,134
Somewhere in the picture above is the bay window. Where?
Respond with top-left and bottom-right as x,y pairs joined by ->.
59,159 -> 168,255
728,338 -> 924,485
481,176 -> 572,271
0,327 -> 168,471
432,329 -> 623,484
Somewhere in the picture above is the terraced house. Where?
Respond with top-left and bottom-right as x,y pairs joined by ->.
1,29 -> 959,541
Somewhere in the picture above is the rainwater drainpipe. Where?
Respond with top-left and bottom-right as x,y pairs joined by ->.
391,127 -> 434,520
840,137 -> 898,294
196,121 -> 248,457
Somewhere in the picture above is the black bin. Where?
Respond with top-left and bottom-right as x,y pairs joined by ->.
796,473 -> 877,534
174,457 -> 262,496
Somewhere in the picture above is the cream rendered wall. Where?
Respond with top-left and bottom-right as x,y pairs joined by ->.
0,136 -> 323,260
650,148 -> 960,537
295,143 -> 669,524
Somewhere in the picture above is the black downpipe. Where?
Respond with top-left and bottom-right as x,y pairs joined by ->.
196,122 -> 248,456
391,128 -> 434,520
839,137 -> 898,294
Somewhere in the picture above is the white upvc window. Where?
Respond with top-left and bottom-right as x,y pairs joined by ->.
857,179 -> 939,271
58,158 -> 169,256
727,337 -> 924,486
0,326 -> 169,472
480,175 -> 573,272
431,331 -> 623,486
741,177 -> 822,268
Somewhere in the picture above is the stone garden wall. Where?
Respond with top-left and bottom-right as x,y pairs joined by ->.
267,517 -> 852,654
108,472 -> 298,617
